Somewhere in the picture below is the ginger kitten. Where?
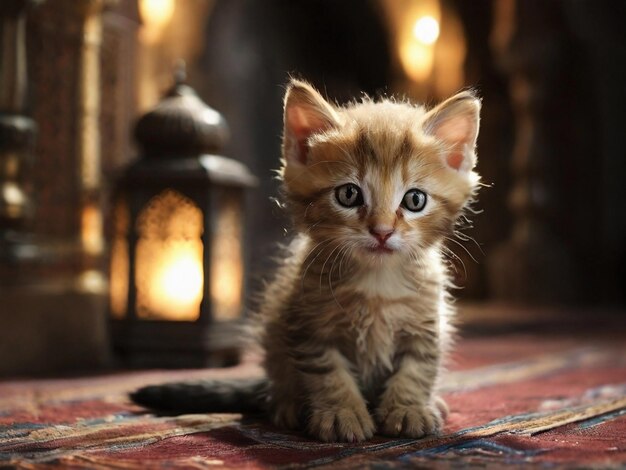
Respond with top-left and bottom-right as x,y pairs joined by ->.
132,79 -> 481,443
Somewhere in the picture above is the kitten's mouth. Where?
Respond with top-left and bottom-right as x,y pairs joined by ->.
367,244 -> 395,254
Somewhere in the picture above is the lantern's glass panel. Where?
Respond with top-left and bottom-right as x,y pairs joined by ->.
135,189 -> 204,321
81,202 -> 104,256
110,200 -> 129,318
211,191 -> 243,320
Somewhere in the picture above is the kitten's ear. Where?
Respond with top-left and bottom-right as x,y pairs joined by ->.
422,91 -> 481,173
283,79 -> 341,166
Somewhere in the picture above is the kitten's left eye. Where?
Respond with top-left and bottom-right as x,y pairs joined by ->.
402,189 -> 428,212
335,183 -> 364,208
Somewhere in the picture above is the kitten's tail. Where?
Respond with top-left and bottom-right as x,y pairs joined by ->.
130,377 -> 268,414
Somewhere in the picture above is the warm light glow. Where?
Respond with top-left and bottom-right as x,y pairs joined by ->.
156,248 -> 204,311
394,0 -> 442,85
110,201 -> 129,319
81,203 -> 104,255
401,41 -> 435,82
137,238 -> 204,321
78,270 -> 107,294
384,0 -> 465,97
432,9 -> 467,98
211,193 -> 243,321
413,16 -> 440,45
140,0 -> 175,29
135,190 -> 204,321
139,0 -> 176,43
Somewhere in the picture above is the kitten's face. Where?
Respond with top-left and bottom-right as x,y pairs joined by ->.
281,81 -> 480,265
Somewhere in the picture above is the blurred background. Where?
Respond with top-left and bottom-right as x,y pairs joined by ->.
0,0 -> 624,376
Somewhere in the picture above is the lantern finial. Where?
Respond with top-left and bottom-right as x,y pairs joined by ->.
134,67 -> 229,157
173,59 -> 187,87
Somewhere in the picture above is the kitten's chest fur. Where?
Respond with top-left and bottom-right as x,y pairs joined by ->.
334,260 -> 443,387
345,295 -> 400,388
261,238 -> 448,399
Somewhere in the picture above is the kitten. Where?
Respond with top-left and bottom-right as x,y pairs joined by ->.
132,79 -> 481,443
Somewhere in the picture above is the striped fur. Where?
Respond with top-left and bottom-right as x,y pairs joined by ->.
258,80 -> 481,441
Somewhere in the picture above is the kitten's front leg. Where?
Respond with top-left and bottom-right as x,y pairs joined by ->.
296,348 -> 375,442
376,335 -> 445,438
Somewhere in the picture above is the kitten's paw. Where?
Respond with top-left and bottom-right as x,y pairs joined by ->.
434,396 -> 449,419
377,403 -> 443,439
307,406 -> 375,442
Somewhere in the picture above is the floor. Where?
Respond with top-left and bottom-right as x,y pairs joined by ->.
1,320 -> 625,468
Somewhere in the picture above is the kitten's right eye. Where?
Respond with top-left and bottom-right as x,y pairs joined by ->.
335,183 -> 364,208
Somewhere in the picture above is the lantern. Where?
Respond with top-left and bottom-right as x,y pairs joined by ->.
109,70 -> 256,368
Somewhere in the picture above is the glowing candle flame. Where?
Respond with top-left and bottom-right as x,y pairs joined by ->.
156,247 -> 204,315
135,190 -> 204,321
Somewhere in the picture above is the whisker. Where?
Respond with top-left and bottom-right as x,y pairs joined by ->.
300,239 -> 333,291
444,236 -> 479,264
423,228 -> 482,265
327,243 -> 349,310
303,202 -> 314,219
454,230 -> 484,256
338,242 -> 355,277
319,243 -> 343,293
442,245 -> 466,280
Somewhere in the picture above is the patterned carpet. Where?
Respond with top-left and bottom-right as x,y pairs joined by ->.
1,332 -> 625,468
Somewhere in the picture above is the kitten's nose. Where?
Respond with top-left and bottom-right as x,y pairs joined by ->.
369,225 -> 394,244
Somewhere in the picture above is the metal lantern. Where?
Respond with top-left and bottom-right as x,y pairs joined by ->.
109,71 -> 256,368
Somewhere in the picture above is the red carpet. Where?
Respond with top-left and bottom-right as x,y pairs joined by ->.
1,332 -> 625,468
